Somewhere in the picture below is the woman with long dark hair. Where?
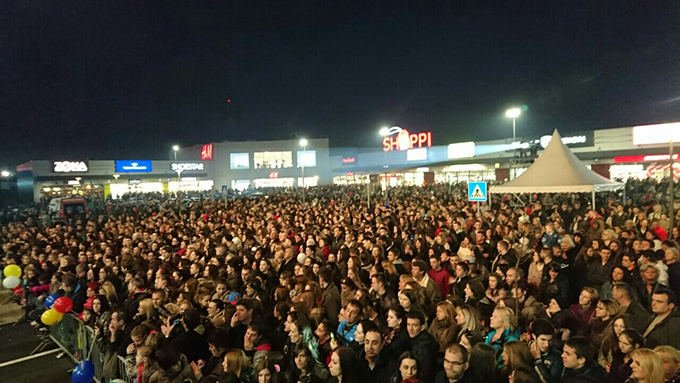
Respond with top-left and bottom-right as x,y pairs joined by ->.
329,346 -> 360,383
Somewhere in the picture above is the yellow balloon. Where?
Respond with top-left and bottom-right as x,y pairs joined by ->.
3,264 -> 21,278
41,309 -> 64,326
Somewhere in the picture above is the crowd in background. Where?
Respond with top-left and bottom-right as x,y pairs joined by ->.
2,179 -> 680,383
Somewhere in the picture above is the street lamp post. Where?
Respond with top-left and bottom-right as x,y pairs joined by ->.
505,108 -> 522,143
299,139 -> 308,204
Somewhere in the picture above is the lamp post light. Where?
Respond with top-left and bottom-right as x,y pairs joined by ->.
505,108 -> 522,143
299,139 -> 308,203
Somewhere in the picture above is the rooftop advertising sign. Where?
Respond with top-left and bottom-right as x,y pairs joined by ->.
52,161 -> 89,173
382,127 -> 432,152
170,163 -> 205,172
115,160 -> 152,173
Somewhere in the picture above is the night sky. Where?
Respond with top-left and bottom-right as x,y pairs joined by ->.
3,1 -> 680,168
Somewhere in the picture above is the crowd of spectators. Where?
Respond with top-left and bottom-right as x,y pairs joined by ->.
2,181 -> 680,383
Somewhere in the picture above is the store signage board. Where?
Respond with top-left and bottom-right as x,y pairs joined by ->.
383,129 -> 432,152
201,144 -> 214,160
170,163 -> 205,172
269,171 -> 279,179
633,123 -> 680,145
342,157 -> 355,163
468,181 -> 487,202
614,154 -> 679,163
448,142 -> 475,159
115,160 -> 152,173
407,148 -> 428,161
53,161 -> 89,173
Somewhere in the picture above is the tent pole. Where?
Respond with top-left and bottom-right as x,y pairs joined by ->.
592,190 -> 596,211
670,139 -> 675,231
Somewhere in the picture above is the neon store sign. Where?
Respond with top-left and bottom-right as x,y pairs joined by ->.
382,127 -> 433,152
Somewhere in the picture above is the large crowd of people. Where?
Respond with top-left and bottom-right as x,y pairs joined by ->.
2,180 -> 680,383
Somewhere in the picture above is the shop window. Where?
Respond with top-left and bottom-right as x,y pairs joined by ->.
297,150 -> 317,167
230,153 -> 250,169
254,152 -> 293,169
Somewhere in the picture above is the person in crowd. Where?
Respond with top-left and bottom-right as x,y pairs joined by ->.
455,304 -> 483,349
359,328 -> 393,383
644,290 -> 680,349
435,343 -> 474,383
628,348 -> 665,383
337,299 -> 362,344
599,314 -> 633,369
501,340 -> 538,380
529,319 -> 563,383
653,346 -> 680,383
389,351 -> 422,383
291,342 -> 329,383
609,329 -> 644,383
329,346 -> 361,383
405,310 -> 438,382
485,306 -> 520,367
468,343 -> 500,383
585,298 -> 620,351
561,336 -> 609,383
613,283 -> 651,334
569,287 -> 598,331
428,300 -> 460,352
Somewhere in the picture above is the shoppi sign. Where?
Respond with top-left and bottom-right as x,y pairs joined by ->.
201,144 -> 214,160
52,161 -> 89,173
170,163 -> 205,172
382,127 -> 432,152
115,160 -> 152,173
614,154 -> 679,163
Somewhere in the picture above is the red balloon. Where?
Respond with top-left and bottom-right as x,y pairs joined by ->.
53,296 -> 73,314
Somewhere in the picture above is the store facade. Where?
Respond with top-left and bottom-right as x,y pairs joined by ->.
16,160 -> 214,202
174,138 -> 332,191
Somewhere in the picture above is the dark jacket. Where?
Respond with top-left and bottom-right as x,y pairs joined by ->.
643,311 -> 680,350
359,352 -> 395,383
434,368 -> 475,383
587,259 -> 615,291
171,326 -> 210,364
409,330 -> 440,382
561,361 -> 608,383
67,282 -> 87,314
668,262 -> 680,299
320,283 -> 341,327
534,344 -> 563,383
623,301 -> 651,334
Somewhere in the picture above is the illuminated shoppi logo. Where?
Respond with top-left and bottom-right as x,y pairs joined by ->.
53,161 -> 89,173
382,127 -> 433,152
201,144 -> 214,160
171,163 -> 205,172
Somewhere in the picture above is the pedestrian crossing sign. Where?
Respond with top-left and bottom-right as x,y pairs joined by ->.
468,181 -> 487,202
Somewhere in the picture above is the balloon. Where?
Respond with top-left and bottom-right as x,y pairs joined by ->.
2,276 -> 21,289
53,296 -> 73,314
71,360 -> 95,383
3,264 -> 21,278
45,293 -> 60,309
41,308 -> 64,326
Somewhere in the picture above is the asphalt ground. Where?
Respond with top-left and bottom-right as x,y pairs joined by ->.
0,316 -> 76,383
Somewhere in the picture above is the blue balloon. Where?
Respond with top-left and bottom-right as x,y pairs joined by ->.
72,360 -> 95,383
45,293 -> 60,309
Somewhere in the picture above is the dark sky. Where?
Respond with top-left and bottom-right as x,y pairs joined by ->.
3,1 -> 680,167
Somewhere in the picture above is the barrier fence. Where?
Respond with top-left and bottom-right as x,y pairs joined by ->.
48,314 -> 135,383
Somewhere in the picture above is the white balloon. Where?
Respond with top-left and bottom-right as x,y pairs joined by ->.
297,253 -> 306,264
2,276 -> 21,289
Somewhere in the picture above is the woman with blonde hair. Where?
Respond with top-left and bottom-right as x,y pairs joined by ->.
428,301 -> 460,352
485,306 -> 520,367
222,349 -> 253,382
653,346 -> 680,383
628,348 -> 665,383
455,305 -> 483,349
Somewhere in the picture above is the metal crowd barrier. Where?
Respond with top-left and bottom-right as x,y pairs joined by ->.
48,314 -> 135,383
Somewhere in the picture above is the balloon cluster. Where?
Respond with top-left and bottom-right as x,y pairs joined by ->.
41,294 -> 73,326
2,264 -> 22,288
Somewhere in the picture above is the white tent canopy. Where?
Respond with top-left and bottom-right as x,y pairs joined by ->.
490,129 -> 624,194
